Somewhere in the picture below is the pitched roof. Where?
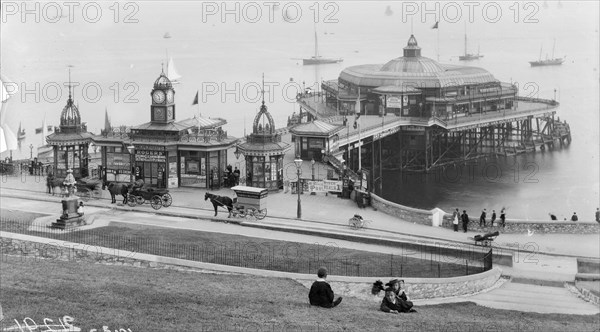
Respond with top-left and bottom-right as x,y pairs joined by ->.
289,120 -> 344,137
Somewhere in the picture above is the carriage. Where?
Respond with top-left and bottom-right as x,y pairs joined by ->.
75,177 -> 103,201
230,186 -> 268,220
126,187 -> 173,210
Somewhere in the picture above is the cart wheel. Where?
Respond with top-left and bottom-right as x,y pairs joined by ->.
237,207 -> 247,218
136,196 -> 145,205
161,193 -> 172,207
348,217 -> 360,229
255,209 -> 267,220
79,188 -> 91,202
150,195 -> 162,210
127,195 -> 136,207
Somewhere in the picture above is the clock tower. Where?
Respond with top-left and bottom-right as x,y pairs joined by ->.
150,70 -> 176,123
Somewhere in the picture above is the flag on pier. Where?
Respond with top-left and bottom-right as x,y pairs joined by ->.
192,91 -> 199,105
432,21 -> 439,29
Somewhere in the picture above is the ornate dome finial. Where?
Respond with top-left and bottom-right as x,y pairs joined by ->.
403,34 -> 421,57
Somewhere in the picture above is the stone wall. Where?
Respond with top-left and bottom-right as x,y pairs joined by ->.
1,232 -> 502,300
370,193 -> 433,226
441,215 -> 600,234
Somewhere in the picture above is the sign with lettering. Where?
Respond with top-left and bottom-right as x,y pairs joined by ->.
323,179 -> 342,192
403,126 -> 425,132
135,150 -> 166,162
373,126 -> 401,140
387,96 -> 402,108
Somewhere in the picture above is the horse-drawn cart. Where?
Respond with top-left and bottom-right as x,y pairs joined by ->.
75,177 -> 103,201
127,187 -> 172,210
231,186 -> 268,219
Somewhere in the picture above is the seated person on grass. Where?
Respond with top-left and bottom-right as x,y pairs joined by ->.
386,279 -> 416,313
308,267 -> 342,308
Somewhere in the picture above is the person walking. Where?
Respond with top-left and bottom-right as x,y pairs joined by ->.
596,208 -> 600,223
479,209 -> 487,227
490,210 -> 497,226
461,210 -> 469,233
500,209 -> 506,228
571,212 -> 578,221
452,208 -> 459,232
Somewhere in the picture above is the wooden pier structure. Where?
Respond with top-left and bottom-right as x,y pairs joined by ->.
290,35 -> 571,192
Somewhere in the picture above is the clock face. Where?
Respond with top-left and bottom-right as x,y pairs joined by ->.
166,90 -> 174,103
154,107 -> 165,120
152,90 -> 165,104
167,106 -> 173,119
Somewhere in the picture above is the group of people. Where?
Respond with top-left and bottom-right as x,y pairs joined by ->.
550,209 -> 600,222
452,208 -> 506,232
308,267 -> 416,314
223,165 -> 240,187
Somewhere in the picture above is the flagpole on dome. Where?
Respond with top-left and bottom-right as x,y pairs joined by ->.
432,21 -> 440,62
192,90 -> 199,117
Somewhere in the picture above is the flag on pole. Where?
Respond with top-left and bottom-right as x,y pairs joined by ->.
432,21 -> 439,29
192,91 -> 199,105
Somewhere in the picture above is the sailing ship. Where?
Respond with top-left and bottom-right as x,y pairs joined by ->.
303,29 -> 343,65
17,122 -> 26,140
166,55 -> 182,84
163,32 -> 171,39
458,34 -> 483,61
529,40 -> 565,67
385,5 -> 393,16
37,117 -> 53,157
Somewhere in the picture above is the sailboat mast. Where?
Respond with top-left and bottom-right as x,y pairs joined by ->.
552,38 -> 556,59
464,34 -> 467,56
539,46 -> 542,61
314,29 -> 319,58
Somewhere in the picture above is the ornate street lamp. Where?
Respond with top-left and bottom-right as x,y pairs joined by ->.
126,143 -> 135,182
234,147 -> 241,160
311,158 -> 315,180
29,144 -> 33,159
294,157 -> 303,219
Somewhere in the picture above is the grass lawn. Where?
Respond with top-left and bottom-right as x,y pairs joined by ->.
1,256 -> 598,332
7,214 -> 486,277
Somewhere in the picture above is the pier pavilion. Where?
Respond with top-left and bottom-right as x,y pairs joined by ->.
297,35 -> 571,193
93,70 -> 237,189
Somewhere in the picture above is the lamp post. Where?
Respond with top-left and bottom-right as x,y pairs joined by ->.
311,158 -> 315,180
29,144 -> 33,159
126,143 -> 135,183
294,157 -> 302,219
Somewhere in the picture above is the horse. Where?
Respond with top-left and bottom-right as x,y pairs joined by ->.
204,192 -> 233,217
46,175 -> 65,196
105,182 -> 131,204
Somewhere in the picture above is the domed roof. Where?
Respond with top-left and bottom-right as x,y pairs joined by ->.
154,71 -> 172,89
380,56 -> 444,73
253,101 -> 275,135
60,94 -> 81,127
338,34 -> 498,88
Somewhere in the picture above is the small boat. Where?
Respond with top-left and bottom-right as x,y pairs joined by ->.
303,29 -> 343,65
163,32 -> 171,39
458,34 -> 483,61
385,5 -> 393,16
529,39 -> 565,67
17,122 -> 26,140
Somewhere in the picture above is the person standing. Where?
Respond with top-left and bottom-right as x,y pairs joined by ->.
491,210 -> 497,226
452,208 -> 459,232
596,208 -> 600,223
500,209 -> 506,228
479,209 -> 487,227
571,212 -> 578,221
461,210 -> 469,233
308,267 -> 342,308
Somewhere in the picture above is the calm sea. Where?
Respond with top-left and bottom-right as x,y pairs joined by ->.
1,1 -> 598,220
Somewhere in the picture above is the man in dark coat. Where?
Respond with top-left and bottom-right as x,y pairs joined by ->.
596,208 -> 600,223
571,212 -> 578,221
308,267 -> 342,308
461,210 -> 469,233
491,210 -> 497,225
479,209 -> 487,227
